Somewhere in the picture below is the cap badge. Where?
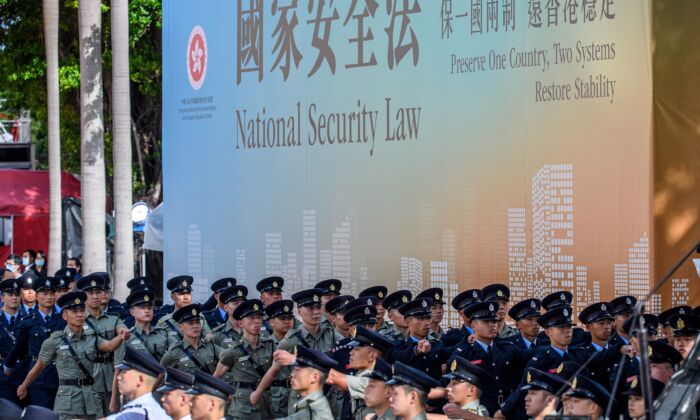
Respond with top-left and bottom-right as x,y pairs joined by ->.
284,305 -> 290,312
45,280 -> 50,286
253,303 -> 259,310
182,280 -> 187,287
91,280 -> 97,287
378,291 -> 384,298
237,290 -> 243,296
648,345 -> 653,357
560,293 -> 566,301
422,300 -> 428,308
74,297 -> 80,304
227,281 -> 232,287
563,308 -> 569,316
472,291 -> 478,298
488,303 -> 494,311
497,290 -> 504,297
680,308 -> 686,314
451,359 -> 457,372
330,284 -> 336,291
192,308 -> 197,315
631,377 -> 638,389
140,279 -> 145,284
571,377 -> 577,389
527,372 -> 532,383
677,318 -> 685,329
313,294 -> 319,302
144,295 -> 150,302
402,295 -> 409,303
364,307 -> 371,315
435,292 -> 440,300
601,304 -> 606,311
556,363 -> 564,374
626,297 -> 632,304
272,280 -> 279,287
530,300 -> 537,308
12,282 -> 17,288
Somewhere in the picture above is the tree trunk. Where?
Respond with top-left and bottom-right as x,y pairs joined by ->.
78,0 -> 106,275
111,0 -> 133,300
43,0 -> 61,274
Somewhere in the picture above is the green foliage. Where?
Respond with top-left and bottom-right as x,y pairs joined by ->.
0,0 -> 163,203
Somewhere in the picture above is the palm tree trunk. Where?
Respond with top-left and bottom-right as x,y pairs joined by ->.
78,0 -> 106,274
43,0 -> 61,274
111,0 -> 132,300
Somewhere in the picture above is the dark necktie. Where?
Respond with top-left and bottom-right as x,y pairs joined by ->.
45,314 -> 50,325
9,316 -> 14,328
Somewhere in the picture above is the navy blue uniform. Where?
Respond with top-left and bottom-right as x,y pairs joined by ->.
392,336 -> 453,382
5,309 -> 66,408
0,312 -> 27,406
570,341 -> 623,390
536,327 -> 591,347
452,339 -> 527,415
203,306 -> 227,329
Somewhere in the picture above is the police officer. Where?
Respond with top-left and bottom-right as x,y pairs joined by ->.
608,295 -> 637,347
572,302 -> 619,389
315,278 -> 342,328
78,273 -> 130,416
624,377 -> 665,420
0,278 -> 28,405
670,313 -> 700,361
18,271 -> 39,317
120,276 -> 154,328
539,291 -> 590,346
453,301 -> 525,416
278,288 -> 342,354
186,370 -> 237,420
277,345 -> 338,419
54,274 -> 72,313
526,307 -> 576,373
657,305 -> 691,346
563,374 -> 611,418
54,267 -> 78,294
387,361 -> 438,420
416,288 -> 446,340
264,299 -> 296,418
482,284 -> 518,338
110,286 -> 169,412
214,299 -> 274,419
441,289 -> 482,347
5,277 -> 65,408
17,291 -> 127,420
359,286 -> 393,339
203,277 -> 236,329
210,285 -> 248,349
326,325 -> 394,420
161,304 -> 221,375
505,298 -> 542,351
364,358 -> 396,420
520,368 -> 568,419
107,346 -> 169,420
393,298 -> 453,382
383,290 -> 412,340
156,276 -> 211,345
440,356 -> 491,418
325,294 -> 355,338
157,367 -> 194,420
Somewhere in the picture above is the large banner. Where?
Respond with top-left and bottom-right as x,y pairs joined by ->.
163,0 -> 657,324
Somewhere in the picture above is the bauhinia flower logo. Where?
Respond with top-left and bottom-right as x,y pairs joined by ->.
187,26 -> 207,90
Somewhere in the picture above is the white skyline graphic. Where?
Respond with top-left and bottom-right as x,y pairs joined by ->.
172,163 -> 688,314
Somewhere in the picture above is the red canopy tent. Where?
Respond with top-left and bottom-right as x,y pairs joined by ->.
0,169 -> 81,261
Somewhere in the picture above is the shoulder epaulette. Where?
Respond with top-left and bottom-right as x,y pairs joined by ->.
50,330 -> 66,338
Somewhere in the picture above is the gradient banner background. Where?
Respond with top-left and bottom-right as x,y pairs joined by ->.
162,0 -> 676,325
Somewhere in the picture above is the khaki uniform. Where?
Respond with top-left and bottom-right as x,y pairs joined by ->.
210,320 -> 243,350
39,327 -> 100,420
408,413 -> 428,420
85,311 -> 126,417
155,312 -> 211,348
347,369 -> 373,420
499,324 -> 519,338
219,335 -> 275,419
160,338 -> 221,375
369,410 -> 397,420
115,325 -> 169,364
277,324 -> 342,414
450,400 -> 489,418
375,320 -> 395,340
428,326 -> 445,341
276,390 -> 334,420
270,333 -> 292,418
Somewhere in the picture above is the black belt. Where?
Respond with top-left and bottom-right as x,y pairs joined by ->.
234,381 -> 258,390
271,380 -> 290,388
59,378 -> 94,387
95,354 -> 114,363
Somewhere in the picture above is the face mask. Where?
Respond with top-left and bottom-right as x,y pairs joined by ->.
22,257 -> 30,266
36,259 -> 45,267
5,263 -> 14,271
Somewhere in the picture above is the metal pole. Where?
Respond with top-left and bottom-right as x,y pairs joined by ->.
637,317 -> 655,420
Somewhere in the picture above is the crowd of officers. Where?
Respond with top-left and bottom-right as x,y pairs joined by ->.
0,268 -> 698,420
